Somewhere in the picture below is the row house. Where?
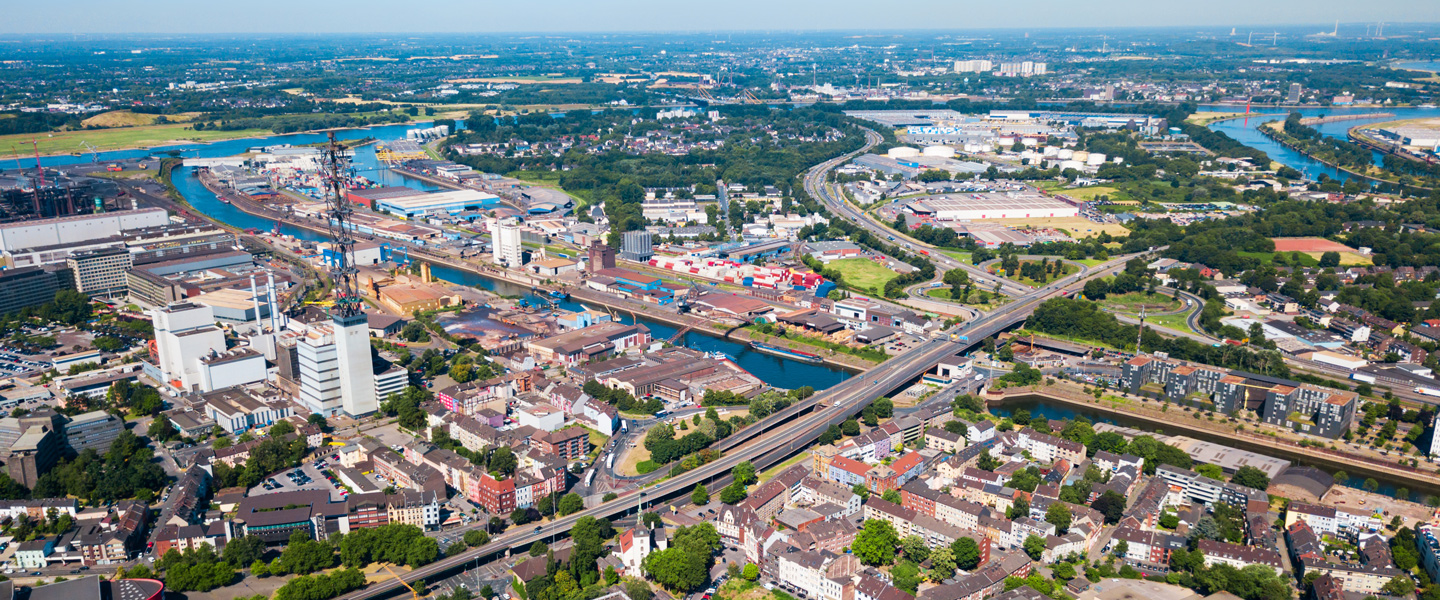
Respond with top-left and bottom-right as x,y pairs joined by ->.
436,372 -> 535,415
925,428 -> 965,453
799,476 -> 862,517
1196,540 -> 1284,575
775,549 -> 861,600
1089,450 -> 1143,473
1110,525 -> 1186,570
153,521 -> 227,557
0,498 -> 78,522
916,553 -> 1032,600
1015,428 -> 1085,464
1298,556 -> 1401,594
1285,502 -> 1381,539
1156,465 -> 1267,507
788,519 -> 860,555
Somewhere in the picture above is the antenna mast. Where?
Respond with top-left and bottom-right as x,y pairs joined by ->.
321,133 -> 363,319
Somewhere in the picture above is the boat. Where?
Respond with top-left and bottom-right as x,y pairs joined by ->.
703,350 -> 732,362
548,290 -> 570,300
748,341 -> 824,364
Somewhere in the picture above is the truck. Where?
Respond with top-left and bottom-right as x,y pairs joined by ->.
1417,387 -> 1440,398
1351,373 -> 1377,384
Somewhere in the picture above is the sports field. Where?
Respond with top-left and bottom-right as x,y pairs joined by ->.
1270,237 -> 1355,252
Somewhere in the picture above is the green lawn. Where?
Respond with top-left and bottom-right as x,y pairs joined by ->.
1099,291 -> 1182,314
1148,312 -> 1199,336
1,123 -> 272,157
758,453 -> 809,483
829,258 -> 900,293
1072,258 -> 1108,267
1004,261 -> 1078,287
939,249 -> 974,265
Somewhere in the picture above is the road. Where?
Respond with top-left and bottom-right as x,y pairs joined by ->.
338,244 -> 1141,600
800,128 -> 1031,298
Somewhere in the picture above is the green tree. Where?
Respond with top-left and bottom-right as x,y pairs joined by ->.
742,563 -> 759,581
719,482 -> 748,505
733,461 -> 757,486
853,519 -> 900,566
1045,502 -> 1072,535
1022,534 -> 1045,560
882,489 -> 902,504
692,483 -> 710,506
900,535 -> 930,563
930,545 -> 956,576
1231,466 -> 1271,490
952,537 -> 981,570
558,493 -> 584,516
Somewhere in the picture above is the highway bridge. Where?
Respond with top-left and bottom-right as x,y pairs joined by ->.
338,246 -> 1138,600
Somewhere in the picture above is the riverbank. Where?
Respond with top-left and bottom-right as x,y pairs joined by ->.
1256,121 -> 1433,191
0,117 -> 438,161
206,174 -> 873,372
987,383 -> 1440,494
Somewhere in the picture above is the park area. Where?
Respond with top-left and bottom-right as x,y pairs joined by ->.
1002,260 -> 1078,287
828,257 -> 901,293
0,122 -> 270,157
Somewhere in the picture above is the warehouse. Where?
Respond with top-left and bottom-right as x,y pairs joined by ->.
374,189 -> 502,219
904,191 -> 1078,221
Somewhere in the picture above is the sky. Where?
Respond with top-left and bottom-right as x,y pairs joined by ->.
4,0 -> 1439,34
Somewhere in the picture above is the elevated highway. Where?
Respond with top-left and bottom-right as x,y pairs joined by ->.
339,247 -> 1138,600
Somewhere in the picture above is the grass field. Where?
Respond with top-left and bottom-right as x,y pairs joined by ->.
81,110 -> 200,128
1148,312 -> 1199,336
1052,186 -> 1121,202
1003,261 -> 1078,287
1073,258 -> 1108,267
616,442 -> 652,477
758,453 -> 809,484
829,258 -> 900,293
939,249 -> 973,264
1239,250 -> 1371,267
0,123 -> 272,158
1099,291 -> 1182,314
975,216 -> 1130,238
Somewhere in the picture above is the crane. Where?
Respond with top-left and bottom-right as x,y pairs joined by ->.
383,564 -> 421,600
79,141 -> 100,163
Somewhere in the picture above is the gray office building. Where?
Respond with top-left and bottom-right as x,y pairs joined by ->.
620,230 -> 654,262
0,265 -> 74,316
64,410 -> 125,454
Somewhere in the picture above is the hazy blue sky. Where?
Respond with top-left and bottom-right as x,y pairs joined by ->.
5,0 -> 1439,34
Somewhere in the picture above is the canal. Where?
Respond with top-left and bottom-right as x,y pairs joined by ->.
110,123 -> 852,391
992,395 -> 1440,503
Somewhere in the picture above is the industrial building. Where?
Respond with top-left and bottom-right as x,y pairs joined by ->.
373,189 -> 501,219
492,220 -> 523,267
150,302 -> 228,393
903,192 -> 1079,221
621,230 -> 654,262
0,208 -> 169,254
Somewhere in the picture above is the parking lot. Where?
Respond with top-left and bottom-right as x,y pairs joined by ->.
254,460 -> 347,501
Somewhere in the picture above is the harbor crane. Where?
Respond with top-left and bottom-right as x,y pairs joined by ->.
80,141 -> 100,163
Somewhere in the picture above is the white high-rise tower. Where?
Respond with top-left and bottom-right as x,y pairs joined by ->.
318,133 -> 377,418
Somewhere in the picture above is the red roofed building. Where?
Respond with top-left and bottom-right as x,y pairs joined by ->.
828,456 -> 870,488
471,472 -> 516,514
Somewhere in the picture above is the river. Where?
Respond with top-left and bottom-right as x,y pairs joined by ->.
91,122 -> 852,391
992,396 -> 1440,503
1201,105 -> 1440,181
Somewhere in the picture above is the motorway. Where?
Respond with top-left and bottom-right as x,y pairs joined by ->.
801,127 -> 1032,298
338,240 -> 1140,600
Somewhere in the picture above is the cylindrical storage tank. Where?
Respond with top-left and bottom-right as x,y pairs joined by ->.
1056,149 -> 1074,160
1072,151 -> 1090,163
963,144 -> 982,153
1042,146 -> 1059,157
1086,153 -> 1107,166
1059,160 -> 1084,171
923,146 -> 955,158
888,147 -> 921,159
1020,151 -> 1041,162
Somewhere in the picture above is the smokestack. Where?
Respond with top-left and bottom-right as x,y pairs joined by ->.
267,270 -> 282,332
249,274 -> 263,334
